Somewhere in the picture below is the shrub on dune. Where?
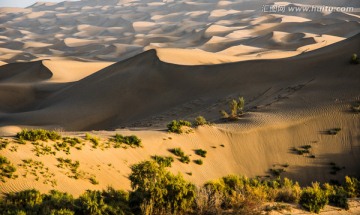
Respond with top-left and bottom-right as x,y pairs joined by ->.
16,129 -> 61,142
167,120 -> 192,134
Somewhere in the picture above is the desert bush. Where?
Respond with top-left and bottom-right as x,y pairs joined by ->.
89,176 -> 99,185
40,190 -> 75,214
195,149 -> 207,158
0,139 -> 9,150
56,158 -> 81,179
344,176 -> 359,198
179,155 -> 190,164
167,120 -> 192,134
220,97 -> 245,120
169,148 -> 185,157
129,160 -> 195,214
32,142 -> 56,157
85,133 -> 100,148
350,53 -> 359,64
270,168 -> 285,177
323,183 -> 349,210
299,182 -> 328,213
0,156 -> 17,182
75,190 -> 108,215
275,178 -> 301,203
110,134 -> 142,148
351,102 -> 360,113
327,128 -> 341,135
16,129 -> 61,142
151,155 -> 174,167
194,159 -> 203,165
195,116 -> 207,126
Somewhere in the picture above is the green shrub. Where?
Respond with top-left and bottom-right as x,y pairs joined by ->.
129,160 -> 195,214
89,176 -> 99,185
167,120 -> 192,134
220,97 -> 245,120
0,156 -> 17,182
300,183 -> 328,213
85,133 -> 100,149
110,134 -> 142,148
195,149 -> 207,158
344,176 -> 359,198
56,158 -> 81,179
194,159 -> 203,165
350,53 -> 359,64
324,184 -> 349,210
151,155 -> 174,167
75,190 -> 107,215
16,129 -> 61,141
270,168 -> 285,177
195,116 -> 207,126
179,155 -> 190,164
0,139 -> 9,150
169,148 -> 185,157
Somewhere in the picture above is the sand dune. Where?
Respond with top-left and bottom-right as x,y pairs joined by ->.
0,0 -> 359,64
0,34 -> 359,201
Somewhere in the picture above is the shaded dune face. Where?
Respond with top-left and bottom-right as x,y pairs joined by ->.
0,33 -> 359,130
0,0 -> 359,63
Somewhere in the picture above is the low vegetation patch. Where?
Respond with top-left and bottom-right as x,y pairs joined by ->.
151,155 -> 174,167
220,96 -> 245,120
0,156 -> 17,182
300,182 -> 328,213
169,147 -> 185,157
0,160 -> 359,214
329,162 -> 344,175
350,53 -> 359,64
167,120 -> 192,134
169,148 -> 190,164
109,134 -> 142,148
327,128 -> 341,135
31,142 -> 56,157
18,159 -> 56,187
56,158 -> 81,179
351,102 -> 360,113
194,159 -> 203,165
16,129 -> 61,142
0,138 -> 9,150
195,116 -> 208,126
85,133 -> 100,149
195,149 -> 207,158
292,145 -> 312,155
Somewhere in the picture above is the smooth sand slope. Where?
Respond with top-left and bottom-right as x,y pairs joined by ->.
0,0 -> 359,64
0,33 -> 359,202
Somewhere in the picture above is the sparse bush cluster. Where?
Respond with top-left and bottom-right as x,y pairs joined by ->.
19,159 -> 56,187
32,141 -> 56,157
110,134 -> 142,148
0,156 -> 17,182
56,158 -> 81,179
220,97 -> 245,120
0,138 -> 9,150
167,120 -> 192,134
169,148 -> 191,164
85,133 -> 100,149
16,129 -> 61,142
